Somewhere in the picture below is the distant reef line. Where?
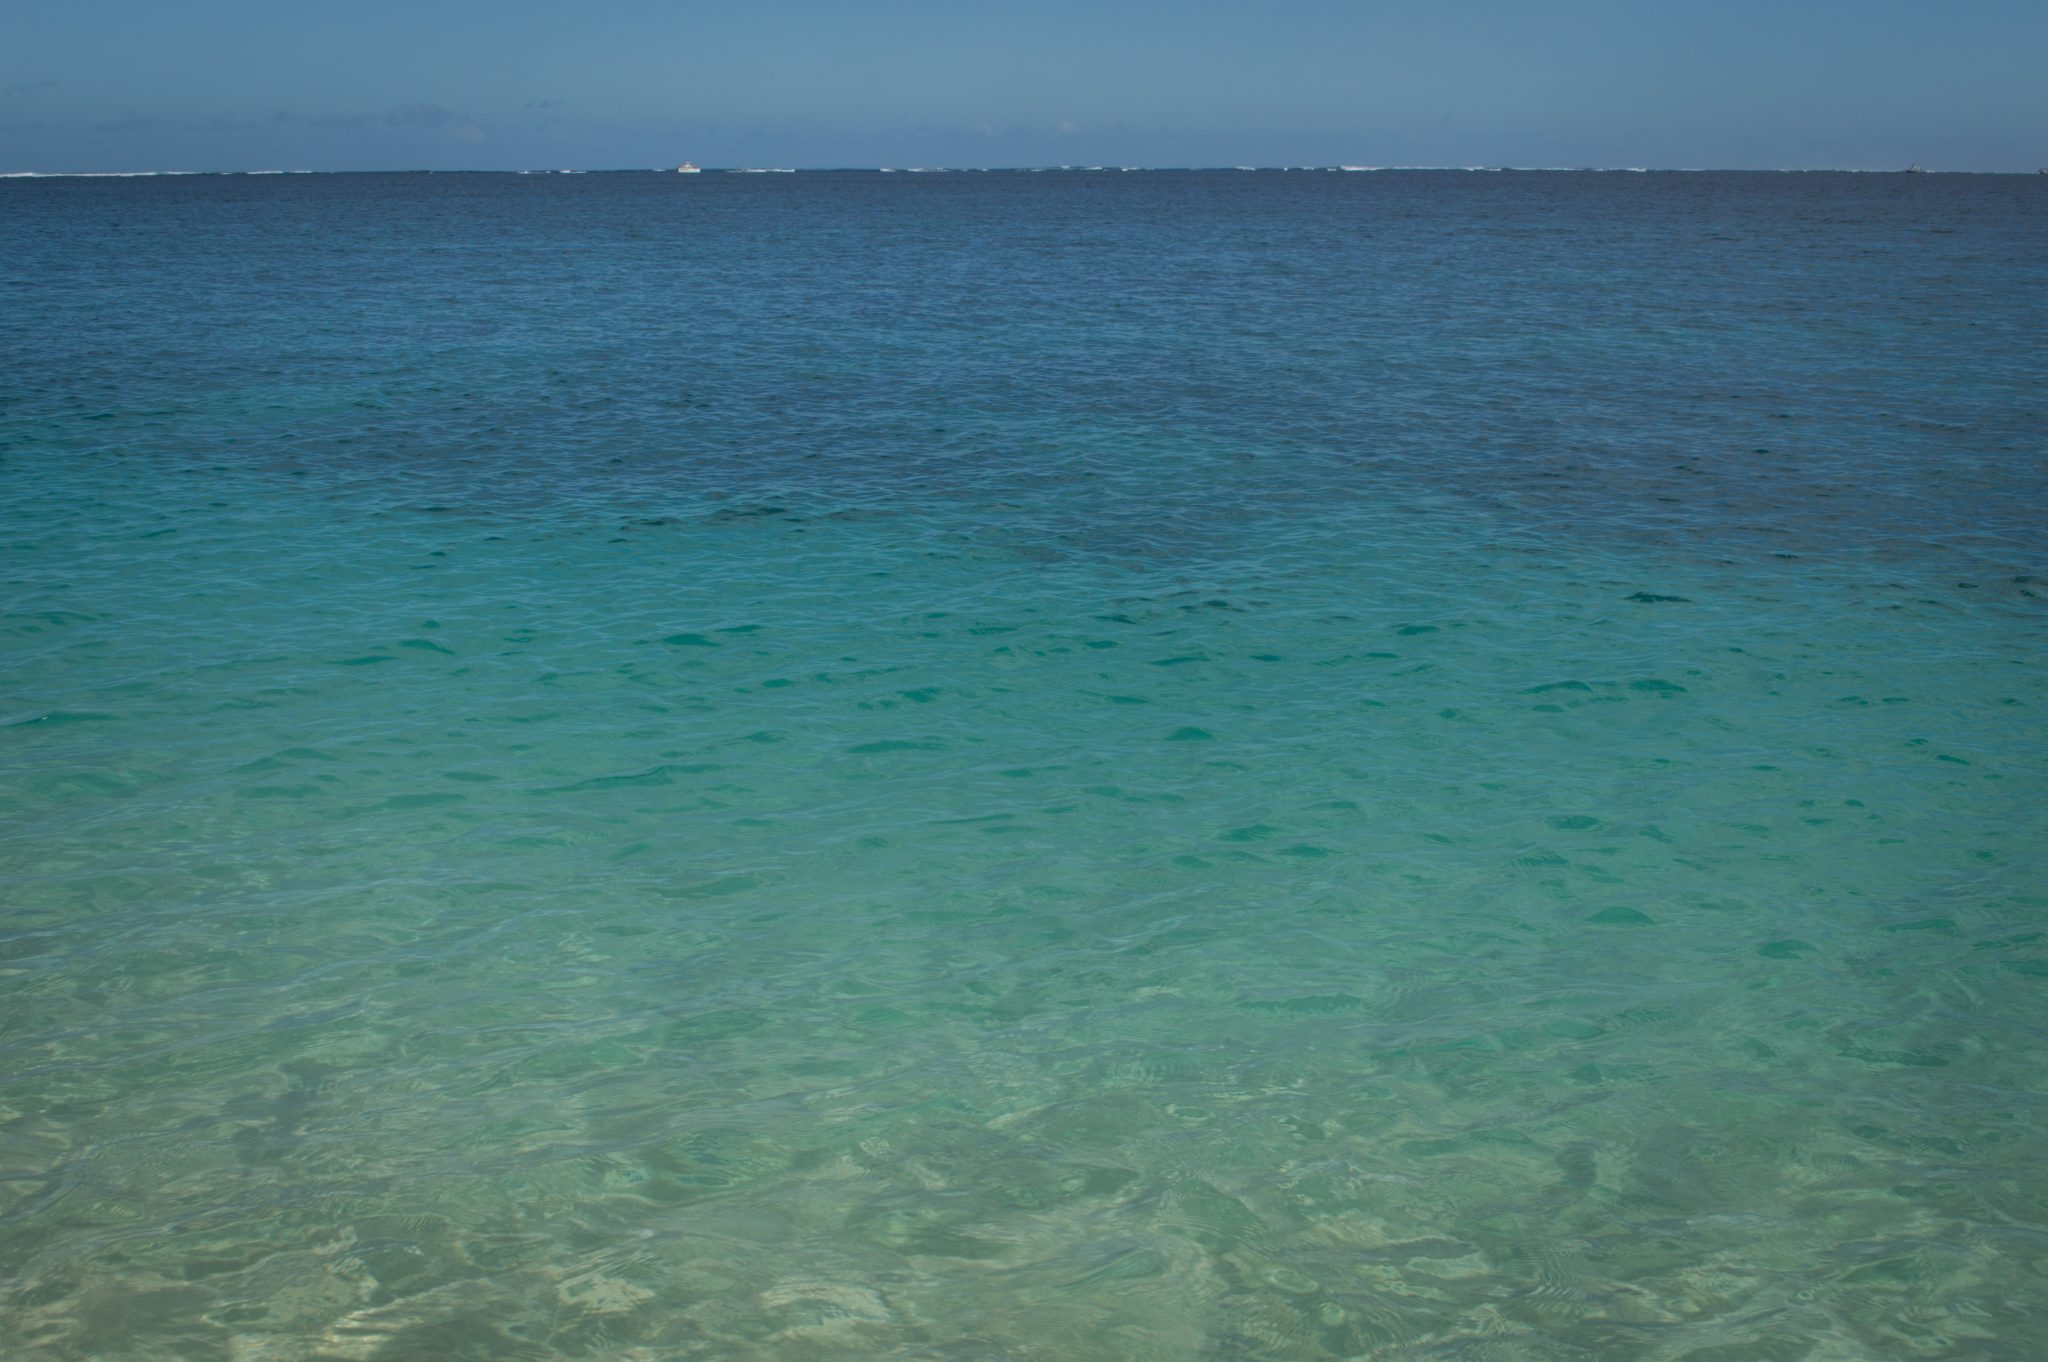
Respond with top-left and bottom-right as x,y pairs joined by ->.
6,165 -> 2041,179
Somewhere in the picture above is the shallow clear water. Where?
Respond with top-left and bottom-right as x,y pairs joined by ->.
2,170 -> 2045,1360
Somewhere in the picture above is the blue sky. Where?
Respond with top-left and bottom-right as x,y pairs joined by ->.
4,0 -> 2044,171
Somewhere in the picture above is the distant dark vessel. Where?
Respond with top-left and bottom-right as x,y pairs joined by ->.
1904,164 -> 1925,173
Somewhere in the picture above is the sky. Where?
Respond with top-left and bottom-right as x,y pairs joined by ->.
3,0 -> 2045,173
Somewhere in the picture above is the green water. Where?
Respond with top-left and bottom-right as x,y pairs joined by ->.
5,456 -> 2042,1360
3,170 -> 2046,1359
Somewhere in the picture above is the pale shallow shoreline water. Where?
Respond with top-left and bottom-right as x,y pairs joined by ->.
2,171 -> 2044,1360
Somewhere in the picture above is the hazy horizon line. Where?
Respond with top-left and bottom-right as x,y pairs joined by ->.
8,164 -> 2039,179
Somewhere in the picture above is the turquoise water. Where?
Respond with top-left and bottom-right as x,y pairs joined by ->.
3,171 -> 2045,1360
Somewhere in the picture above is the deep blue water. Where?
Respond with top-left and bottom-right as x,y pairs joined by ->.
3,170 -> 2046,1360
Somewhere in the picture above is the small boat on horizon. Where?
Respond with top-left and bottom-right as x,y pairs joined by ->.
676,162 -> 700,174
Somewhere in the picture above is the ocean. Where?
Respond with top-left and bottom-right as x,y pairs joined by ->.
2,168 -> 2044,1360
